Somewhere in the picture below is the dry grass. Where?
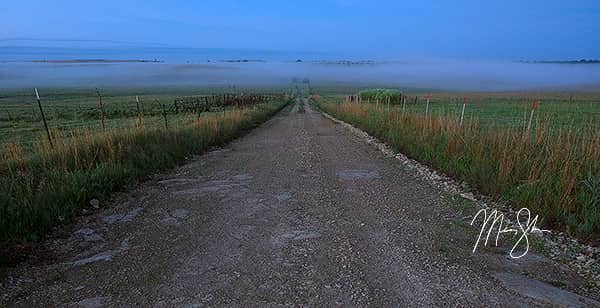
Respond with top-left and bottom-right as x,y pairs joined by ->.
0,101 -> 289,241
317,101 -> 599,240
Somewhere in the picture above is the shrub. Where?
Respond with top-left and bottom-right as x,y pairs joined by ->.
359,89 -> 402,104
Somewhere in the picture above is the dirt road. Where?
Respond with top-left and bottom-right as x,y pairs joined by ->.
2,100 -> 599,307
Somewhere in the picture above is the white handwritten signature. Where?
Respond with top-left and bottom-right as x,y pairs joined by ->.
470,208 -> 551,259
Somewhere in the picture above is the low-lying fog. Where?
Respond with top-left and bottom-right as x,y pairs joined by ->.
1,46 -> 600,91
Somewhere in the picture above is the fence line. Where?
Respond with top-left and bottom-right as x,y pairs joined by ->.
0,91 -> 287,150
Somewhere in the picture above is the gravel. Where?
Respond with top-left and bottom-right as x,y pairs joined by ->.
1,99 -> 598,307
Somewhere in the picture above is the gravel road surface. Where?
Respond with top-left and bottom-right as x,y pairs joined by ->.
1,100 -> 599,307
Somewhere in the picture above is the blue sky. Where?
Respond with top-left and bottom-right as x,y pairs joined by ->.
1,0 -> 599,60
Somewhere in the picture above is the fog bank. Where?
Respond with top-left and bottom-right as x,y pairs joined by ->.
1,46 -> 600,91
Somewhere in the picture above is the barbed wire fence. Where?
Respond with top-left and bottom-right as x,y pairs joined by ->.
0,89 -> 286,150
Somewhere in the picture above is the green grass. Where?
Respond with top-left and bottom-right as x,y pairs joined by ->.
358,88 -> 402,104
297,99 -> 305,113
400,94 -> 600,130
0,87 -> 288,147
318,91 -> 600,130
0,89 -> 290,241
313,96 -> 599,241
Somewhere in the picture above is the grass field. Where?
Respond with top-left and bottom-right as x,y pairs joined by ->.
336,91 -> 600,129
0,88 -> 291,241
400,93 -> 600,130
314,91 -> 600,241
0,87 -> 289,147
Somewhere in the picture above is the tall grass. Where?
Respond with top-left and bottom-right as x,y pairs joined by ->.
0,100 -> 290,241
359,88 -> 402,104
316,101 -> 599,240
297,99 -> 305,113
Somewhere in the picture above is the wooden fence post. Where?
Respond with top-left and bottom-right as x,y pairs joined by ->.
527,98 -> 538,131
96,89 -> 106,131
460,97 -> 467,126
387,96 -> 390,112
159,99 -> 168,130
135,95 -> 143,127
425,94 -> 431,118
197,99 -> 204,120
34,88 -> 53,148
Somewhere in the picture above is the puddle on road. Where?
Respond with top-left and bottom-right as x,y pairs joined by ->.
66,239 -> 130,267
336,169 -> 381,180
160,217 -> 180,226
493,272 -> 600,306
274,192 -> 292,202
207,148 -> 232,156
70,296 -> 112,307
102,207 -> 143,224
161,208 -> 190,226
272,230 -> 321,248
74,228 -> 104,242
231,174 -> 254,181
172,208 -> 189,219
72,253 -> 114,266
157,178 -> 201,185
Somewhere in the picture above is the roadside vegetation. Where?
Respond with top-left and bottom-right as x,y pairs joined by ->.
297,99 -> 305,113
0,88 -> 287,146
314,94 -> 600,240
358,88 -> 402,104
0,89 -> 290,241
